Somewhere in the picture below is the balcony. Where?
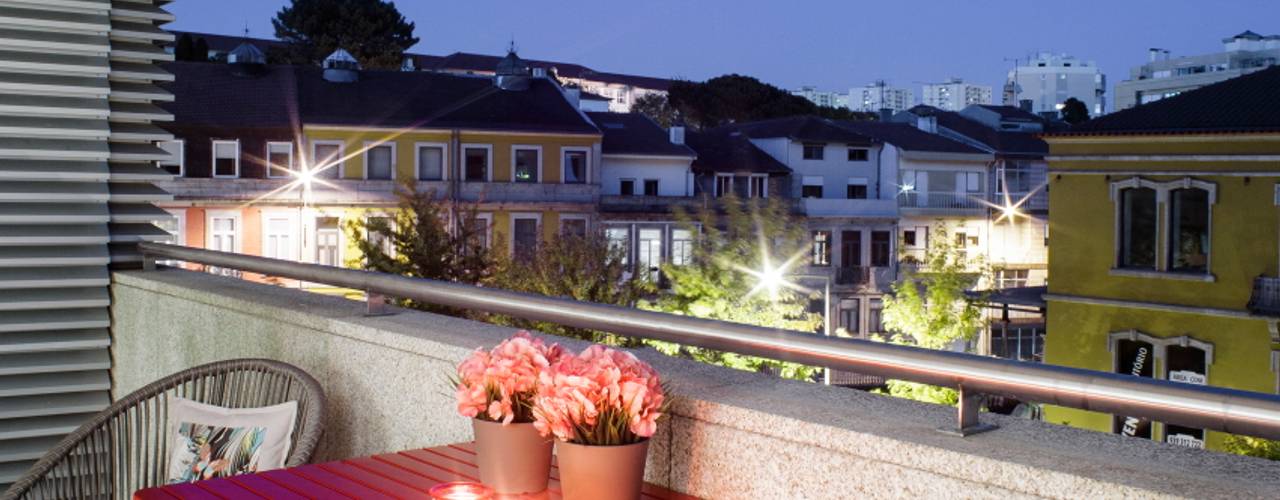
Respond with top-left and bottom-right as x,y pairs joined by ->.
10,242 -> 1274,497
800,197 -> 897,217
898,191 -> 986,213
1248,275 -> 1280,316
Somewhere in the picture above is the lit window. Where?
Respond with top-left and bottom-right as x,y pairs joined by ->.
366,144 -> 393,180
564,150 -> 588,184
212,140 -> 239,178
464,146 -> 490,182
158,140 -> 183,176
266,142 -> 293,178
1119,187 -> 1157,269
514,147 -> 539,183
417,145 -> 444,181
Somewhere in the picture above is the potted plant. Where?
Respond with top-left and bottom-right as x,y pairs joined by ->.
533,345 -> 667,500
454,331 -> 563,494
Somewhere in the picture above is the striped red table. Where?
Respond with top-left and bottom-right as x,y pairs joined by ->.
133,442 -> 696,499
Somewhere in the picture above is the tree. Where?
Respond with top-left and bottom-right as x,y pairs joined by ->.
878,223 -> 988,404
174,33 -> 194,62
665,74 -> 876,129
1060,97 -> 1090,124
1225,435 -> 1280,460
192,37 -> 210,62
347,181 -> 494,315
632,93 -> 678,128
642,194 -> 823,380
487,230 -> 651,346
272,0 -> 419,70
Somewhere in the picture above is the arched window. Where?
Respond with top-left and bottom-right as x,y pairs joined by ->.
1168,188 -> 1210,272
1119,187 -> 1158,269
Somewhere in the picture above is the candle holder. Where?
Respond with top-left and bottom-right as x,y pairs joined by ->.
429,481 -> 494,500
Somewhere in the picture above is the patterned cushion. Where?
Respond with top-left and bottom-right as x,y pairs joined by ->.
165,397 -> 297,484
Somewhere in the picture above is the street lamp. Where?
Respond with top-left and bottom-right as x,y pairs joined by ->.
745,258 -> 835,384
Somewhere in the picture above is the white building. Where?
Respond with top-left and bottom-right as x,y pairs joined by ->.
851,81 -> 915,113
1004,53 -> 1106,116
792,86 -> 848,109
1114,31 -> 1280,110
922,79 -> 993,111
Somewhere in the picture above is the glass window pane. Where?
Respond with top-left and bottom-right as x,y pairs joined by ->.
367,145 -> 393,180
513,218 -> 538,261
871,231 -> 891,267
465,148 -> 488,181
561,218 -> 586,237
1169,188 -> 1209,272
1120,188 -> 1157,269
313,144 -> 341,179
564,151 -> 586,184
418,146 -> 443,180
606,227 -> 630,265
514,149 -> 538,183
672,228 -> 692,266
268,143 -> 291,176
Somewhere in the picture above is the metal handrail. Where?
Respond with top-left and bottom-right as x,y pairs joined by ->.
139,241 -> 1280,440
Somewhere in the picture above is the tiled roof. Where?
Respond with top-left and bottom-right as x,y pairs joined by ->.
973,104 -> 1041,122
833,121 -> 986,155
904,105 -> 1048,156
717,116 -> 875,145
1055,65 -> 1280,136
687,129 -> 790,175
586,112 -> 695,157
162,62 -> 598,135
159,61 -> 297,128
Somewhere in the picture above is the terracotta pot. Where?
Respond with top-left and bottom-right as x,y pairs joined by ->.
472,419 -> 553,494
555,439 -> 650,500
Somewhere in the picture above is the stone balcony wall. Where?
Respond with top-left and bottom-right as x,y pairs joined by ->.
110,269 -> 1280,499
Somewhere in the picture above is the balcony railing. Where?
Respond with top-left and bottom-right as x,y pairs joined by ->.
834,266 -> 870,286
138,241 -> 1280,441
1248,275 -> 1280,316
898,191 -> 985,210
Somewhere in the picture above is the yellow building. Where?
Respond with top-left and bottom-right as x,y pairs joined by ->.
157,48 -> 603,273
1042,67 -> 1280,451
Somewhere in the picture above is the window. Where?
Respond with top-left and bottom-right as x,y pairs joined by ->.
367,216 -> 395,259
208,214 -> 238,275
637,228 -> 662,281
462,213 -> 492,250
671,228 -> 693,266
212,140 -> 239,178
266,142 -> 293,178
561,216 -> 587,237
847,148 -> 868,161
802,143 -> 825,160
316,217 -> 341,266
365,144 -> 394,180
802,176 -> 823,198
563,149 -> 588,184
996,161 -> 1035,195
512,216 -> 539,262
903,230 -> 916,248
748,175 -> 767,198
643,179 -> 659,196
464,146 -> 490,182
870,231 -> 891,267
839,299 -> 861,336
846,178 -> 868,199
416,144 -> 445,181
868,299 -> 885,334
158,139 -> 183,176
961,172 -> 982,192
263,216 -> 294,260
1119,187 -> 1158,269
812,230 -> 831,266
620,179 -> 635,196
606,226 -> 630,265
1169,188 -> 1209,272
312,142 -> 342,179
996,269 -> 1029,289
714,174 -> 733,198
840,230 -> 862,269
513,147 -> 539,183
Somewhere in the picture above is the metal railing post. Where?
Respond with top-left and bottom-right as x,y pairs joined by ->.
940,386 -> 997,437
366,291 -> 392,316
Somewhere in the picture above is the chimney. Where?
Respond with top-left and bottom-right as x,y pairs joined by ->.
878,107 -> 894,122
1149,48 -> 1161,62
1018,99 -> 1033,112
669,126 -> 685,145
916,116 -> 937,134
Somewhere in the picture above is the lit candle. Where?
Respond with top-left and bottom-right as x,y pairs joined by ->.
429,481 -> 493,500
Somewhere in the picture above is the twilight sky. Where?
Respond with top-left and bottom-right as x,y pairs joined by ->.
169,0 -> 1280,110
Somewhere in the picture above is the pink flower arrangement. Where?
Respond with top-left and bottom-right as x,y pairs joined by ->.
532,345 -> 666,446
454,331 -> 564,424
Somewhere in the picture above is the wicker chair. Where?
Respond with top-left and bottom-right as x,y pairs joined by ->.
3,359 -> 326,500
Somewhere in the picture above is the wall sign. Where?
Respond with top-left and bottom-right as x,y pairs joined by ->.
1114,339 -> 1154,439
